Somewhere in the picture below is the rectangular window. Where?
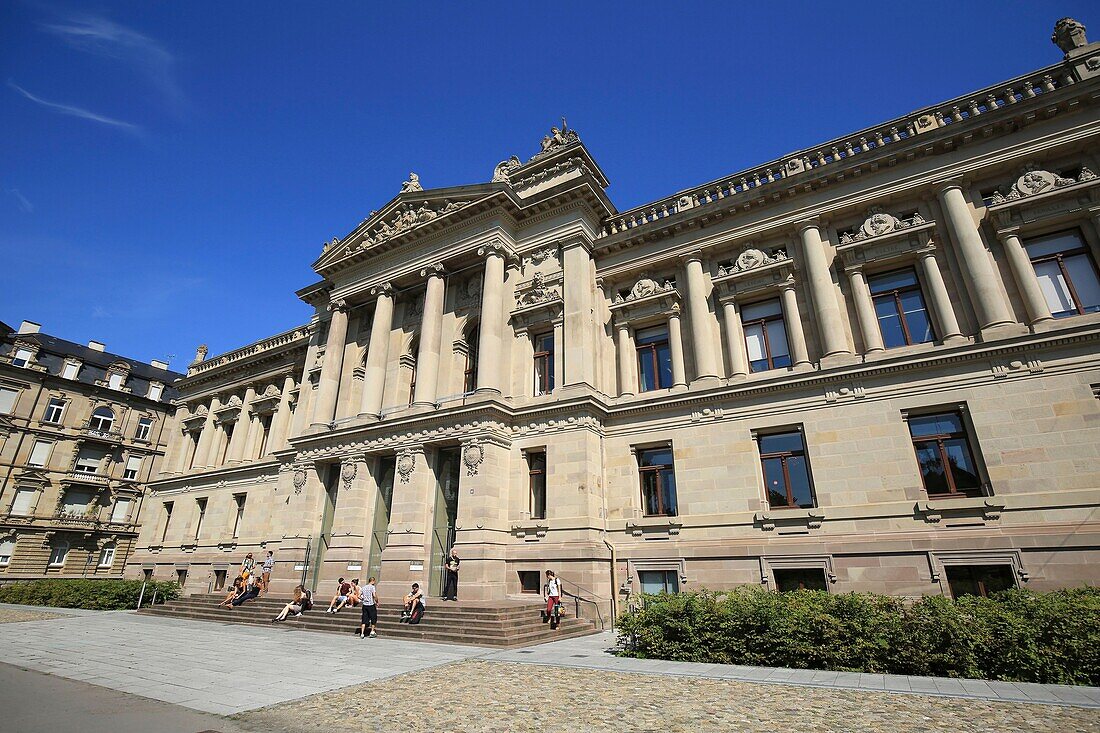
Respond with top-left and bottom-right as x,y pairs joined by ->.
12,348 -> 33,368
758,430 -> 816,509
213,568 -> 227,591
194,498 -> 207,539
742,299 -> 792,373
147,383 -> 164,401
907,412 -> 983,497
463,333 -> 479,394
160,502 -> 173,543
135,417 -> 153,441
218,423 -> 234,465
48,543 -> 69,567
98,545 -> 116,568
533,332 -> 555,396
232,494 -> 246,539
257,414 -> 272,457
638,569 -> 679,594
636,326 -> 672,391
0,538 -> 14,565
1027,230 -> 1100,318
43,397 -> 66,424
869,269 -> 935,347
518,571 -> 541,593
27,439 -> 53,467
0,387 -> 18,414
61,361 -> 80,380
11,488 -> 36,515
110,498 -> 131,523
61,488 -> 94,516
945,565 -> 1015,599
638,446 -> 677,517
528,451 -> 547,520
74,447 -> 105,474
123,455 -> 142,481
774,568 -> 828,592
108,372 -> 124,390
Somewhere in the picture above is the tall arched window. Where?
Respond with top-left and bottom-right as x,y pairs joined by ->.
89,406 -> 115,432
463,324 -> 479,394
405,338 -> 419,406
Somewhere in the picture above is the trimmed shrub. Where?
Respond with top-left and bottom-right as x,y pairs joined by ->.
616,585 -> 1100,685
0,579 -> 179,611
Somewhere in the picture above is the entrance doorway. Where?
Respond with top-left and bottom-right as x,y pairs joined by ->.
310,464 -> 340,591
429,448 -> 460,597
367,456 -> 395,582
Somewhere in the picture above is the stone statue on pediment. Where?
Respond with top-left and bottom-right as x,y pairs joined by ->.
539,117 -> 578,152
492,156 -> 522,183
1052,18 -> 1088,54
400,172 -> 423,193
192,344 -> 208,365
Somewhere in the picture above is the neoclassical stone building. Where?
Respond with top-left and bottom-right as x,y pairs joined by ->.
129,19 -> 1100,612
0,320 -> 181,580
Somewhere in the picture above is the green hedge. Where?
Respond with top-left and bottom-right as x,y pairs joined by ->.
616,586 -> 1100,685
0,579 -> 180,611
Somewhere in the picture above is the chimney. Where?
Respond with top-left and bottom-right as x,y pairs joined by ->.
87,341 -> 106,352
150,359 -> 169,370
18,320 -> 41,334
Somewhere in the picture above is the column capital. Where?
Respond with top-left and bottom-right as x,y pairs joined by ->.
679,250 -> 706,265
420,262 -> 446,279
327,298 -> 350,314
370,281 -> 394,297
795,218 -> 825,236
559,234 -> 593,254
933,176 -> 970,196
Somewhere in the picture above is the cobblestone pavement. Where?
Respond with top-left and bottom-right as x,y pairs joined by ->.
238,660 -> 1100,733
0,608 -> 62,624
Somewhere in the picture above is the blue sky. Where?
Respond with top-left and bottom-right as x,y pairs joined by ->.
1,2 -> 1093,370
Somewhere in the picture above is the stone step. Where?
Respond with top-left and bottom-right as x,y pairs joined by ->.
172,596 -> 554,622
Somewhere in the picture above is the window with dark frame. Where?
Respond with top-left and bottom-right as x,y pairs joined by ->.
533,332 -> 555,396
518,570 -> 541,593
528,451 -> 547,520
43,398 -> 65,424
869,269 -> 935,347
135,416 -> 154,441
218,423 -> 234,465
637,569 -> 679,594
742,299 -> 792,373
232,494 -> 246,539
160,502 -> 173,543
907,412 -> 983,497
638,446 -> 677,517
88,406 -> 115,432
945,565 -> 1015,598
194,498 -> 207,539
635,326 -> 673,391
773,568 -> 828,592
1026,230 -> 1100,318
463,329 -> 479,394
758,430 -> 816,509
257,414 -> 273,457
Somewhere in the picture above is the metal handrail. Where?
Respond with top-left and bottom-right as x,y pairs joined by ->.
560,579 -> 606,630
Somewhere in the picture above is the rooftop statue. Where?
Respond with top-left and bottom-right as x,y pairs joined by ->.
1052,17 -> 1088,54
400,172 -> 423,193
539,117 -> 579,153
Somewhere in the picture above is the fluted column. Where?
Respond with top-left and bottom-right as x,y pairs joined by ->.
998,232 -> 1053,325
721,300 -> 749,379
683,256 -> 719,380
358,283 -> 395,417
846,267 -> 885,354
475,244 -> 507,394
226,386 -> 256,464
779,281 -> 811,367
270,374 -> 296,452
191,396 -> 220,469
311,300 -> 350,426
412,264 -> 446,408
917,249 -> 965,342
668,309 -> 687,388
616,323 -> 635,397
936,182 -> 1014,330
798,221 -> 850,358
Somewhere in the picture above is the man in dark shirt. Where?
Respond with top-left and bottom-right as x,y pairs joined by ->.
443,548 -> 460,601
326,577 -> 352,613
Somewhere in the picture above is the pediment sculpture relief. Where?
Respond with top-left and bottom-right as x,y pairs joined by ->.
988,166 -> 1095,205
518,272 -> 560,306
399,172 -> 423,193
352,200 -> 469,251
838,209 -> 926,244
615,274 -> 676,303
717,248 -> 788,276
492,156 -> 521,183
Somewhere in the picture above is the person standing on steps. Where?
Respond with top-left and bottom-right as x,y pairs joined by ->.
357,576 -> 379,638
543,570 -> 562,630
240,552 -> 255,580
442,548 -> 460,601
260,551 -> 275,595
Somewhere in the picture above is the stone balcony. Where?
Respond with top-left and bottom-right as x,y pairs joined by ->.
80,426 -> 124,444
64,470 -> 110,485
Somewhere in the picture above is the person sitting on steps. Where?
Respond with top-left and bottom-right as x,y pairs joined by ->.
326,577 -> 353,614
217,576 -> 245,608
346,578 -> 362,608
229,573 -> 260,609
272,585 -> 312,622
400,582 -> 425,624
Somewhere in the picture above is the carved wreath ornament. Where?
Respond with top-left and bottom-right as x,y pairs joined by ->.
462,442 -> 485,476
292,469 -> 307,495
396,451 -> 416,484
341,461 -> 357,489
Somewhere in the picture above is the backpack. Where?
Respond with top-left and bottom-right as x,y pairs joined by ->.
302,589 -> 313,611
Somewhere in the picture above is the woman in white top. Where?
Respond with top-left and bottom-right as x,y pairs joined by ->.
543,570 -> 562,629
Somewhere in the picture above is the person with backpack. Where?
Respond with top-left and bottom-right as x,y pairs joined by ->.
400,582 -> 425,624
272,584 -> 311,622
543,570 -> 562,629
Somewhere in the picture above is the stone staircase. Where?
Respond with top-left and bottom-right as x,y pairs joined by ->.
139,593 -> 598,648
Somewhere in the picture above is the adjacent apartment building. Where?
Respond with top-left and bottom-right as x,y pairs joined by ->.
128,19 -> 1100,612
0,320 -> 182,579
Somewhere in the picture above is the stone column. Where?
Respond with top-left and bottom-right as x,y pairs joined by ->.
616,322 -> 635,397
846,267 -> 885,354
288,326 -> 321,439
359,283 -> 395,417
226,386 -> 256,464
270,375 -> 296,452
475,244 -> 507,394
378,448 -> 433,593
243,407 -> 264,461
721,300 -> 749,379
779,281 -> 812,367
173,427 -> 193,473
917,249 -> 965,342
551,320 -> 564,390
412,265 -> 446,408
936,182 -> 1015,330
191,396 -> 220,469
998,232 -> 1054,325
312,301 -> 350,426
798,221 -> 851,358
683,256 -> 719,380
562,238 -> 597,388
667,308 -> 687,388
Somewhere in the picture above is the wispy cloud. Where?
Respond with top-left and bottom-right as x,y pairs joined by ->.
8,80 -> 141,133
39,13 -> 183,113
7,188 -> 34,213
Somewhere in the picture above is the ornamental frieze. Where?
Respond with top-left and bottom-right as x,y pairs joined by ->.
987,166 -> 1095,205
716,247 -> 789,276
348,199 -> 470,253
838,209 -> 926,244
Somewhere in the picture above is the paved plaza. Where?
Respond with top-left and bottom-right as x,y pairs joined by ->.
0,605 -> 1098,732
